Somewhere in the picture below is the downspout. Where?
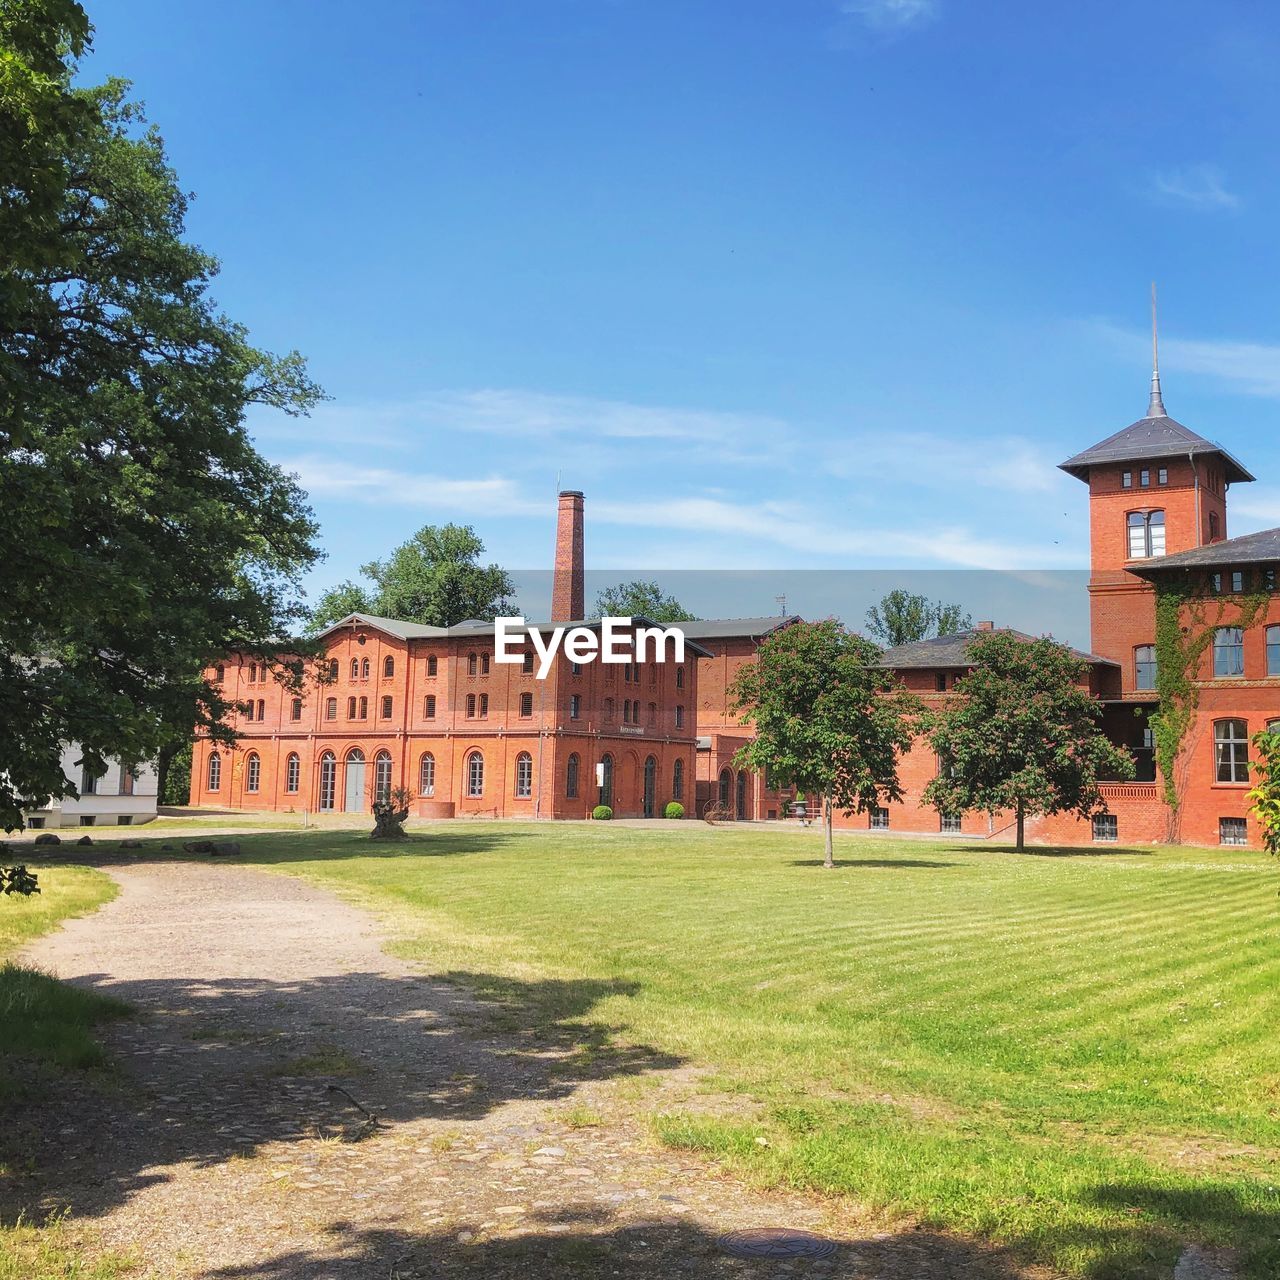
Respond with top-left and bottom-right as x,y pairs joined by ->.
1189,450 -> 1201,545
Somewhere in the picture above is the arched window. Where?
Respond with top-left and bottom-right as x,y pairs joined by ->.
675,666 -> 685,689
381,695 -> 393,719
424,694 -> 436,719
325,697 -> 337,720
673,757 -> 684,800
243,700 -> 254,722
481,653 -> 491,674
214,664 -> 225,682
350,658 -> 359,679
290,697 -> 302,721
383,655 -> 395,678
361,657 -> 370,679
419,752 -> 436,797
598,754 -> 614,807
566,753 -> 580,799
207,751 -> 222,792
358,696 -> 368,719
623,700 -> 631,724
285,753 -> 300,793
256,699 -> 265,721
1135,645 -> 1157,690
374,750 -> 393,804
347,695 -> 356,719
1213,627 -> 1244,678
1209,510 -> 1221,541
467,751 -> 484,797
1214,719 -> 1250,783
245,752 -> 261,793
515,752 -> 533,798
249,662 -> 258,683
319,752 -> 336,810
1267,625 -> 1280,677
427,655 -> 438,677
467,652 -> 478,676
328,658 -> 339,680
522,651 -> 534,674
1127,510 -> 1166,559
718,767 -> 732,808
466,693 -> 476,718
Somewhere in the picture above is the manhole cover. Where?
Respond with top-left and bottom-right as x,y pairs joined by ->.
716,1228 -> 839,1259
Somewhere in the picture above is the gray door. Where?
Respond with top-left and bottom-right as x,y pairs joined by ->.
344,751 -> 366,812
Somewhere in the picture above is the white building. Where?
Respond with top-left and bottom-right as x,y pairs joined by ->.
24,746 -> 159,829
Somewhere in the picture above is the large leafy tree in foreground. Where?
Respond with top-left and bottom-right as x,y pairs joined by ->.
592,580 -> 695,624
730,619 -> 919,869
306,524 -> 514,632
924,632 -> 1134,851
1,3 -> 323,840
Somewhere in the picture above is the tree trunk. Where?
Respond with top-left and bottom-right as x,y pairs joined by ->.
1015,800 -> 1025,852
823,790 -> 834,869
156,741 -> 177,807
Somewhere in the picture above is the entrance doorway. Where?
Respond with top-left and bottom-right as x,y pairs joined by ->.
344,749 -> 366,813
736,770 -> 747,820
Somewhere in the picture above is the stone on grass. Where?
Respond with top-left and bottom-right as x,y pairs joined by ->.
33,832 -> 61,845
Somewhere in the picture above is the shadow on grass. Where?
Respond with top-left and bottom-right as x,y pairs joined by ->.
788,858 -> 958,869
191,1212 -> 1033,1280
996,845 -> 1155,859
0,967 -> 678,1230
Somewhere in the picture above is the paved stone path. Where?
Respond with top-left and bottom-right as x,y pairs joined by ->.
8,861 -> 1044,1279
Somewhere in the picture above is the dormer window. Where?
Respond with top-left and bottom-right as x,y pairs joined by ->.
1127,510 -> 1165,559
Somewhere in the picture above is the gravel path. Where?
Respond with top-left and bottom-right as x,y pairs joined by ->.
7,861 -> 1041,1280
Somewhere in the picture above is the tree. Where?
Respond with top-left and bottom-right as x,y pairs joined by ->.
305,581 -> 375,635
924,632 -> 1134,851
592,580 -> 695,623
730,620 -> 919,868
2,12 -> 324,855
1248,730 -> 1280,858
306,525 -> 513,631
865,591 -> 972,648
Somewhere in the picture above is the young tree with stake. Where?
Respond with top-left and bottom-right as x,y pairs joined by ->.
730,620 -> 919,868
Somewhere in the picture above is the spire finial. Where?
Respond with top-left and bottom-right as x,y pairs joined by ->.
1147,281 -> 1166,417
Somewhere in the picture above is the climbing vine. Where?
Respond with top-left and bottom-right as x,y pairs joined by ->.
1150,576 -> 1269,840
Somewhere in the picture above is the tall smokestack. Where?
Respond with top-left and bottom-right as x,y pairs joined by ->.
551,490 -> 584,622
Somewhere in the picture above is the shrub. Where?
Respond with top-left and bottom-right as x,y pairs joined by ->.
664,802 -> 684,820
592,805 -> 613,821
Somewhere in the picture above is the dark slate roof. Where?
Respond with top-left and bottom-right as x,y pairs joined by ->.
676,616 -> 801,641
1126,526 -> 1280,575
1059,414 -> 1254,484
879,628 -> 1117,669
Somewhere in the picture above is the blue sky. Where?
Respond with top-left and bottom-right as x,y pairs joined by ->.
83,0 -> 1280,630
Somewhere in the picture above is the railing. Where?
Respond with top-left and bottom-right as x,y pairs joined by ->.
1098,783 -> 1159,800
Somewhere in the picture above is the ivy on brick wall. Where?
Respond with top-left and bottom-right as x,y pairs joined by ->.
1151,578 -> 1269,840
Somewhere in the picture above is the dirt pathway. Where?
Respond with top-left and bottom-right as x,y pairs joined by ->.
8,861 -> 1036,1279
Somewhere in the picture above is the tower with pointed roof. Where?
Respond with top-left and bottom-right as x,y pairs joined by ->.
1059,306 -> 1254,675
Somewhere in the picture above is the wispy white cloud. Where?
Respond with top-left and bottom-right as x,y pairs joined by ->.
827,432 -> 1062,494
838,0 -> 939,34
1229,486 -> 1280,526
1092,320 -> 1280,399
1149,165 -> 1239,211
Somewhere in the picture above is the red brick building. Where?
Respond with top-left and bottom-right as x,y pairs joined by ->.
191,492 -> 710,820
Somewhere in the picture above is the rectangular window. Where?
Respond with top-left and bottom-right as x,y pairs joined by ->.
1219,817 -> 1248,847
570,694 -> 581,719
424,694 -> 436,719
934,673 -> 947,691
79,816 -> 95,827
571,661 -> 582,676
325,698 -> 337,720
117,815 -> 132,826
1158,467 -> 1168,485
675,705 -> 685,729
1134,646 -> 1157,690
1267,626 -> 1280,677
940,814 -> 962,834
869,807 -> 890,830
1140,469 -> 1150,487
1213,628 -> 1244,678
119,767 -> 134,797
1122,471 -> 1132,488
1210,573 -> 1223,594
1265,568 -> 1277,593
520,692 -> 533,718
347,696 -> 356,719
522,651 -> 534,674
1232,571 -> 1245,593
466,693 -> 476,718
1092,814 -> 1118,843
381,695 -> 393,719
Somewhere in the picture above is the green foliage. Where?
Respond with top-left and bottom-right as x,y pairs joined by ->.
1248,729 -> 1280,858
160,741 -> 192,806
1151,582 -> 1269,836
306,525 -> 513,631
592,580 -> 695,623
663,801 -> 684,819
592,804 -> 613,820
924,632 -> 1134,850
1,16 -> 324,835
864,590 -> 972,648
730,618 -> 919,864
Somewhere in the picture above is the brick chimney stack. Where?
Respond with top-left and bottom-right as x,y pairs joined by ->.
551,490 -> 585,622
976,620 -> 994,631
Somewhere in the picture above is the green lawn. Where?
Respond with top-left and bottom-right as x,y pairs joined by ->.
51,823 -> 1280,1277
